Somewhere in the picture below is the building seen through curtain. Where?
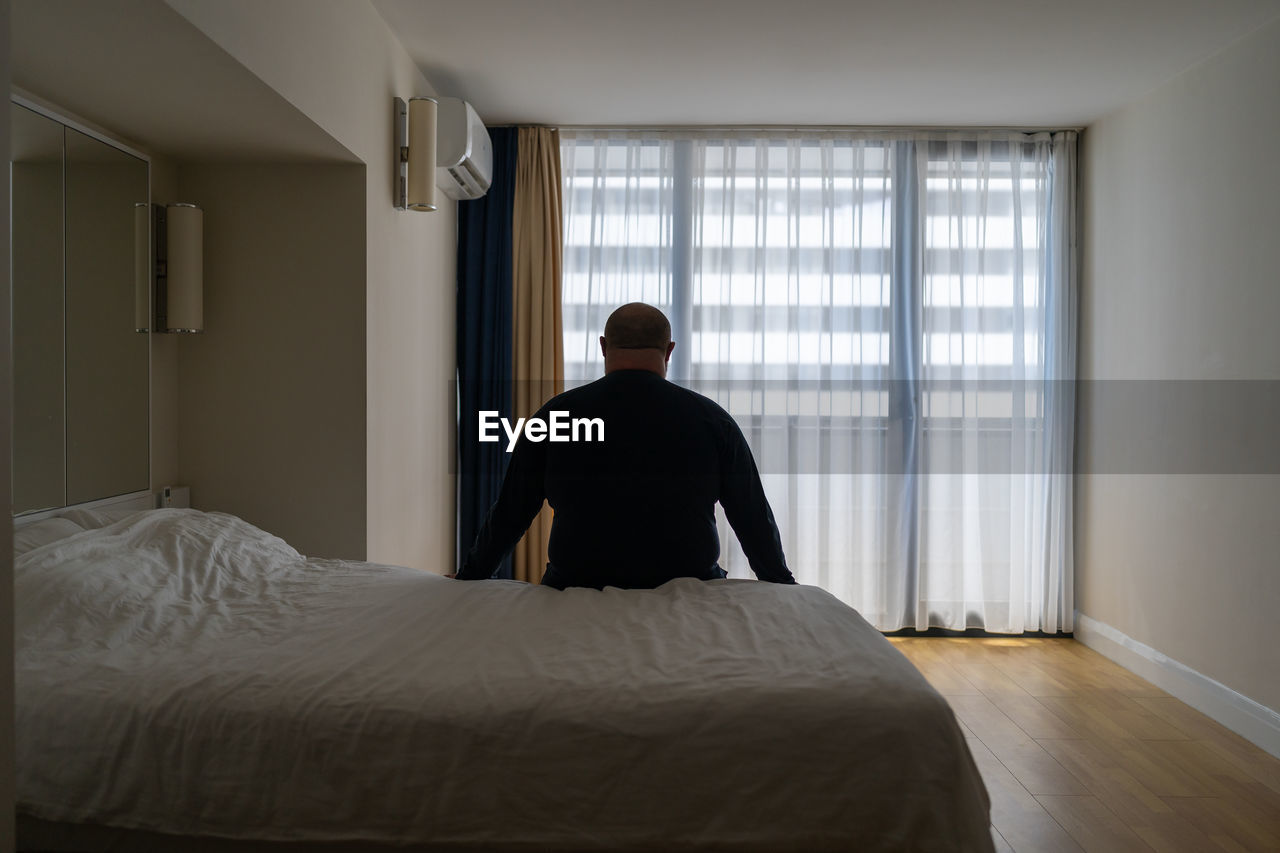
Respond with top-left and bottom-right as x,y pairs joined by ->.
560,130 -> 1077,633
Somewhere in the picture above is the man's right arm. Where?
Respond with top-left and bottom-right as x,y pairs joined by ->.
456,435 -> 546,580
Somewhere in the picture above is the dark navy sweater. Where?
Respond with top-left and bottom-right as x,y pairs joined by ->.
458,370 -> 795,589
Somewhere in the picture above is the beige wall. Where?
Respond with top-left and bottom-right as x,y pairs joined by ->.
175,163 -> 368,559
1078,17 -> 1280,711
166,0 -> 458,572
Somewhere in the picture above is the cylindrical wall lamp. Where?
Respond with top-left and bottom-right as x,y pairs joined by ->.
154,202 -> 204,333
165,204 -> 203,332
395,96 -> 437,211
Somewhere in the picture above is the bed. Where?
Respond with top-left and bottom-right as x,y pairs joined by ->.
15,508 -> 993,852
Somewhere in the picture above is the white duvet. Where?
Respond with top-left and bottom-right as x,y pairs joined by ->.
16,509 -> 991,852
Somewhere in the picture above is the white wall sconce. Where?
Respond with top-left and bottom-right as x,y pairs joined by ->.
395,96 -> 437,211
153,202 -> 204,333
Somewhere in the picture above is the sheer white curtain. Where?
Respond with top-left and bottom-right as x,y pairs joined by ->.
561,130 -> 1076,633
561,135 -> 676,374
912,135 -> 1077,633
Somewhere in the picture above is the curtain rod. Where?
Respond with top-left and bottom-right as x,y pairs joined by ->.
501,124 -> 1083,134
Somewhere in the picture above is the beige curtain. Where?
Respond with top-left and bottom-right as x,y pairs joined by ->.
511,127 -> 564,583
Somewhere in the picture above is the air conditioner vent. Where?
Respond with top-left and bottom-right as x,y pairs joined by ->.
436,98 -> 491,200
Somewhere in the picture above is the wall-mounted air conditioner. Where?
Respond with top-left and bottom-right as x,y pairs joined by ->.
436,98 -> 492,200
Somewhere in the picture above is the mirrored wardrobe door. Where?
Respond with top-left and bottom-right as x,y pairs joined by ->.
11,104 -> 66,513
64,127 -> 150,505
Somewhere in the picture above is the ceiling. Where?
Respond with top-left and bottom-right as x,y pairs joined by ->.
373,0 -> 1280,128
9,0 -> 1278,159
11,0 -> 355,163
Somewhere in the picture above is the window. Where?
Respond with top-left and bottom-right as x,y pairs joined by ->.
561,130 -> 1076,633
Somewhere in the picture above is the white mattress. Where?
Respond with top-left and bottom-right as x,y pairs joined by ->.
16,509 -> 992,851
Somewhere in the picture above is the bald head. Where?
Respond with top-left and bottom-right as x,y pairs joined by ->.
603,303 -> 671,351
600,303 -> 675,376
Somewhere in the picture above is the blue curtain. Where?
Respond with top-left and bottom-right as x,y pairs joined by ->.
456,127 -> 518,578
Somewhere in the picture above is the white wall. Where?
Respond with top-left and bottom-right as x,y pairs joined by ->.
176,164 -> 368,559
1078,17 -> 1280,713
165,0 -> 458,572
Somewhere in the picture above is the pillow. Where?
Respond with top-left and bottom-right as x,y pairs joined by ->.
13,517 -> 86,557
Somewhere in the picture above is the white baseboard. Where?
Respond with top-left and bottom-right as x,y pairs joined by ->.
1074,611 -> 1280,759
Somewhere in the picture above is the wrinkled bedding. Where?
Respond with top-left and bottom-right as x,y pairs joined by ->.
16,509 -> 991,851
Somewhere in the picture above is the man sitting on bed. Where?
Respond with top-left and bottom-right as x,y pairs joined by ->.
455,302 -> 796,590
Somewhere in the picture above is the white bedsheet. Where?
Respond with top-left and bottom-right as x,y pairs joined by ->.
17,509 -> 991,851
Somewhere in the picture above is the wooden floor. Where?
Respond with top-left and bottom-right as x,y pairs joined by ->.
888,637 -> 1280,853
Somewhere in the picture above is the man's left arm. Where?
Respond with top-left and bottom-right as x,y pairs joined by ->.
718,421 -> 796,584
456,433 -> 547,580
